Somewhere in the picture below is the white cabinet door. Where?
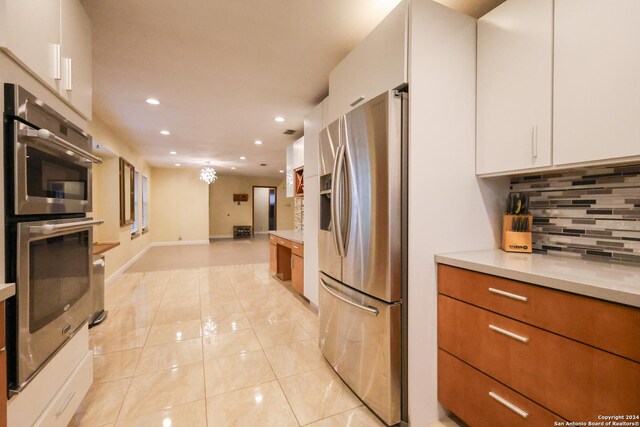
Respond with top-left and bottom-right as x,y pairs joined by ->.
285,144 -> 294,198
553,0 -> 640,165
293,137 -> 304,169
0,0 -> 61,90
60,0 -> 92,119
304,101 -> 323,178
476,0 -> 553,175
326,1 -> 407,124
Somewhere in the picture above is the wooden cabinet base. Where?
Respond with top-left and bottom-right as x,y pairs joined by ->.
269,244 -> 277,275
439,349 -> 563,427
292,254 -> 304,295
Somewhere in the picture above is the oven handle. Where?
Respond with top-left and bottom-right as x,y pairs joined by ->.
22,128 -> 103,164
30,219 -> 104,235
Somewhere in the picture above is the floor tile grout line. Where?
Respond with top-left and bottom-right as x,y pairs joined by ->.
113,271 -> 165,423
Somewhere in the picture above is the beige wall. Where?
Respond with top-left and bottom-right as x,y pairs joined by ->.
89,115 -> 153,279
209,175 -> 294,237
150,167 -> 209,242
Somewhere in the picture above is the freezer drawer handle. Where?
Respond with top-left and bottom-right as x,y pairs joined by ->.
489,324 -> 529,343
488,288 -> 528,302
488,392 -> 529,418
320,279 -> 378,316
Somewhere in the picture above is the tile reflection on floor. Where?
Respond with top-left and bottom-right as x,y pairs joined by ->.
70,257 -> 387,426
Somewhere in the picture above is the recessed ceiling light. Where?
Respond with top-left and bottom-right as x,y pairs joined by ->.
254,140 -> 263,145
160,130 -> 170,135
240,156 -> 246,160
169,151 -> 177,155
146,98 -> 160,105
279,170 -> 284,173
231,167 -> 236,170
174,163 -> 181,166
274,116 -> 285,122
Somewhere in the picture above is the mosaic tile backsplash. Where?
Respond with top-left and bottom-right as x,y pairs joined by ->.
294,197 -> 304,232
510,164 -> 640,265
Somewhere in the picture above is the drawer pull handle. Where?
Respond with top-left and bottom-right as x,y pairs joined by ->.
56,391 -> 76,416
489,288 -> 528,302
489,324 -> 529,343
489,392 -> 529,418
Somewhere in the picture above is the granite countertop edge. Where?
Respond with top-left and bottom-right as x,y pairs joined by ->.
0,282 -> 16,303
435,249 -> 640,308
269,230 -> 304,244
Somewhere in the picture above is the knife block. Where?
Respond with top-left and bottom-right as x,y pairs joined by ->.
502,214 -> 533,253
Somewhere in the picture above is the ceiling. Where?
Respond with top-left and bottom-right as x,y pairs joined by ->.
83,0 -> 504,177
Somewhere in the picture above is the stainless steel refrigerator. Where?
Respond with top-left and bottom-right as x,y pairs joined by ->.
318,90 -> 407,426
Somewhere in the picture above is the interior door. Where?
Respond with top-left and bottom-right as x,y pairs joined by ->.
318,120 -> 342,281
341,92 -> 402,303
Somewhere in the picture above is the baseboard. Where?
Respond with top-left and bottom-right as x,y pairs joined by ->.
254,231 -> 269,235
209,234 -> 233,239
106,244 -> 152,285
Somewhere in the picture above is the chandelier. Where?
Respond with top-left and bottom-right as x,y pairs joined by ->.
199,167 -> 217,184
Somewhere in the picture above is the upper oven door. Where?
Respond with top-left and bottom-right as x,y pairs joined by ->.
6,84 -> 101,215
15,217 -> 102,389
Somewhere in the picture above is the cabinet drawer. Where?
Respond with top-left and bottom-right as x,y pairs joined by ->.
439,349 -> 562,427
276,237 -> 292,249
269,234 -> 277,245
438,295 -> 640,421
34,350 -> 93,427
438,265 -> 640,362
292,242 -> 304,257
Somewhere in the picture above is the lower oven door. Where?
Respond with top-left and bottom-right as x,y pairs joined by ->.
318,273 -> 401,426
15,217 -> 101,390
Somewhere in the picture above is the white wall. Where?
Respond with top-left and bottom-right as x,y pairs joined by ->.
253,187 -> 271,233
407,1 -> 508,425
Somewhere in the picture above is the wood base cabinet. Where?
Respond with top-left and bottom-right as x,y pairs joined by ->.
292,254 -> 304,295
269,234 -> 305,297
437,265 -> 640,424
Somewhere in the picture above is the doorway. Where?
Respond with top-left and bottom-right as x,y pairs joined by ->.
253,186 -> 277,234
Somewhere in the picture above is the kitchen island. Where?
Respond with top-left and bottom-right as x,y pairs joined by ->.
269,230 -> 305,296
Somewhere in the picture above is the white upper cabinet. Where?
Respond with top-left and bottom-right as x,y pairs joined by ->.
476,0 -> 553,175
293,137 -> 304,169
304,101 -> 324,178
60,0 -> 92,119
326,1 -> 407,124
553,0 -> 640,166
0,0 -> 62,90
285,144 -> 294,198
0,0 -> 92,119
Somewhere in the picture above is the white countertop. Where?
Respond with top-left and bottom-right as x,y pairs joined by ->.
435,249 -> 640,308
269,230 -> 304,244
0,282 -> 16,302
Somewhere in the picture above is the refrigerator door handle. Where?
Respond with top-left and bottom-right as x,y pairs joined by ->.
333,143 -> 347,257
330,144 -> 342,256
320,278 -> 379,316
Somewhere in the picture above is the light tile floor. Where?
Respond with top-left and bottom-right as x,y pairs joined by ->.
69,258 -> 387,426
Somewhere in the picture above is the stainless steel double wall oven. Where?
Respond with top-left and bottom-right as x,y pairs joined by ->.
3,84 -> 102,393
